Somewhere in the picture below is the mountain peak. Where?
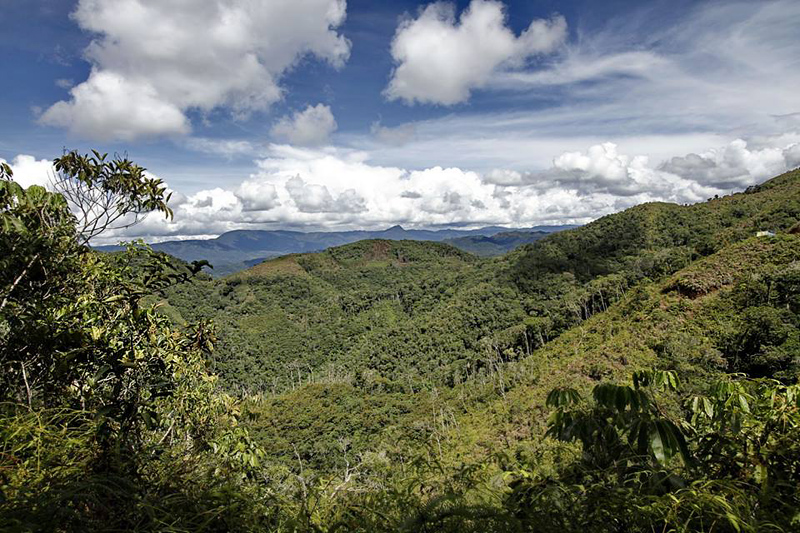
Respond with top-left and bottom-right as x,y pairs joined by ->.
385,225 -> 406,232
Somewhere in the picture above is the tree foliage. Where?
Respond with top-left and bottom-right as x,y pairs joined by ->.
0,161 -> 269,531
52,150 -> 173,244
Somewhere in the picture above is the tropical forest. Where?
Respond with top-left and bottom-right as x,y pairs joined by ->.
2,151 -> 800,531
2,0 -> 800,531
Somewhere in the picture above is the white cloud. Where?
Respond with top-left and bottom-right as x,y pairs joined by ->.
285,175 -> 336,213
183,137 -> 259,158
385,0 -> 566,105
271,104 -> 338,146
552,143 -> 652,196
660,140 -> 800,188
235,180 -> 280,212
43,71 -> 191,141
8,130 -> 800,246
41,0 -> 350,140
493,50 -> 666,88
0,155 -> 54,189
544,143 -> 716,201
283,173 -> 367,214
483,168 -> 525,186
786,144 -> 800,168
487,1 -> 800,138
350,1 -> 800,176
87,134 -> 800,244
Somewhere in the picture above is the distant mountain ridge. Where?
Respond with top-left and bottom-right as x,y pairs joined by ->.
443,230 -> 551,256
98,224 -> 577,275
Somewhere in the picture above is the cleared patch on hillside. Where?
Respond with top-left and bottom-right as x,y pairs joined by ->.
232,254 -> 309,280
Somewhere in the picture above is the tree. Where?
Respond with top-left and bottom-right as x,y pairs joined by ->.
1,160 -> 193,422
1,155 -> 273,531
51,150 -> 173,244
504,372 -> 800,532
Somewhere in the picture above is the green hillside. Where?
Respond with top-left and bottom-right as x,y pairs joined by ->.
3,159 -> 800,532
507,170 -> 800,287
234,231 -> 800,474
224,172 -> 800,530
165,169 -> 800,395
170,167 -> 800,529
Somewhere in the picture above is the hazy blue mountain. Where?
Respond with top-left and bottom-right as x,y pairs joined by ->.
443,230 -> 550,256
97,225 -> 577,275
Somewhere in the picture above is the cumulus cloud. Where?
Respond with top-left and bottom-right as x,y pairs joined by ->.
483,169 -> 525,186
551,143 -> 654,196
235,180 -> 281,212
660,140 -> 800,188
285,175 -> 335,213
0,155 -> 54,188
284,175 -> 366,214
546,143 -> 719,200
43,71 -> 191,140
89,140 -> 723,243
385,0 -> 567,105
271,104 -> 338,146
10,135 -> 799,245
480,143 -> 722,203
40,0 -> 350,140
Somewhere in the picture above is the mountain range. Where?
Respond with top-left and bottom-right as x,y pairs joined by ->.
99,224 -> 577,275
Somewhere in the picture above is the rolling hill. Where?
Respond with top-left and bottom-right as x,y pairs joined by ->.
163,168 -> 800,401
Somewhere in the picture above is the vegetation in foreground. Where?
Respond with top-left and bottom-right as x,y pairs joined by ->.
1,154 -> 799,531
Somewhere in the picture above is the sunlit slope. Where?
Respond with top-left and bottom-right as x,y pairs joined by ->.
245,232 -> 800,472
505,167 -> 800,288
164,168 -> 800,397
166,239 -> 489,391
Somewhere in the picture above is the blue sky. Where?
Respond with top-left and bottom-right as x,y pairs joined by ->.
2,0 -> 799,242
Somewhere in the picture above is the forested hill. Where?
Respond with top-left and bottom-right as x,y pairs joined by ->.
164,168 -> 800,394
4,157 -> 800,531
507,170 -> 800,286
154,168 -> 800,529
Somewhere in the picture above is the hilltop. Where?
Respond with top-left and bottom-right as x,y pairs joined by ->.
165,238 -> 488,391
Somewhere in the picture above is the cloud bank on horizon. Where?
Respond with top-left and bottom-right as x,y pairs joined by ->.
3,0 -> 800,243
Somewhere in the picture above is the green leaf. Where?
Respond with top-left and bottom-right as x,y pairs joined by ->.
703,397 -> 714,419
651,424 -> 666,463
737,394 -> 750,413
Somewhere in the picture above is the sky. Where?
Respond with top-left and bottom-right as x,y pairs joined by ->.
1,0 -> 799,243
